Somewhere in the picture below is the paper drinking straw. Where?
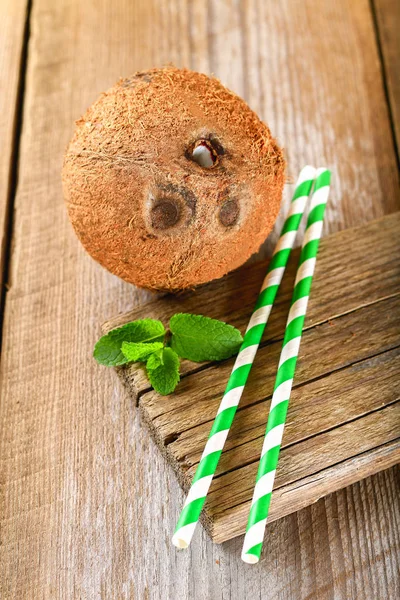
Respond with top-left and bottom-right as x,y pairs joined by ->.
172,165 -> 317,549
241,168 -> 331,564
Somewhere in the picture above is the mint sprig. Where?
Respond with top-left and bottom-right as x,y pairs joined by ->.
94,313 -> 243,395
94,319 -> 165,366
146,347 -> 180,396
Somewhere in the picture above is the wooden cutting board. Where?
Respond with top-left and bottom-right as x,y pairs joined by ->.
102,212 -> 400,544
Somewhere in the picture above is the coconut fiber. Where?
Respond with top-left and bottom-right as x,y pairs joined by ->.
62,66 -> 285,291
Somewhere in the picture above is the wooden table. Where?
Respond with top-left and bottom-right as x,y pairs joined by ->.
0,1 -> 399,598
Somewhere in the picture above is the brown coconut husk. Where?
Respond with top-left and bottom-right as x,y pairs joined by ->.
62,66 -> 285,291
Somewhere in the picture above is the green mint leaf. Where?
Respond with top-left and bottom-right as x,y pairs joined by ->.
169,313 -> 243,362
146,349 -> 164,372
94,319 -> 165,366
146,347 -> 180,395
121,341 -> 164,363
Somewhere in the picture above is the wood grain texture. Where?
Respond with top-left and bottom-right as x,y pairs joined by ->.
373,0 -> 400,150
109,215 -> 400,541
139,294 -> 400,438
0,0 -> 399,598
206,407 -> 399,538
0,0 -> 28,309
166,345 -> 400,479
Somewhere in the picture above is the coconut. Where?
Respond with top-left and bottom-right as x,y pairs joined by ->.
62,66 -> 285,291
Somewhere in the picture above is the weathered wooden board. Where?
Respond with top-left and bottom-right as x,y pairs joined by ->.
374,0 -> 400,149
0,0 -> 28,309
105,213 -> 400,542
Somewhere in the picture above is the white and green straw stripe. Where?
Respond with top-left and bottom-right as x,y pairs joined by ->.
172,165 -> 317,549
241,167 -> 331,564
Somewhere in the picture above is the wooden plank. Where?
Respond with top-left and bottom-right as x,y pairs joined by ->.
138,316 -> 400,541
0,0 -> 28,308
206,403 -> 400,515
168,347 -> 400,472
373,0 -> 400,149
105,212 -> 400,394
0,0 -> 399,598
113,216 -> 400,542
212,441 -> 400,543
139,295 -> 400,443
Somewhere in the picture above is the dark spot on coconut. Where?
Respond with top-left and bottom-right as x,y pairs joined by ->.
157,183 -> 197,215
151,200 -> 181,230
219,199 -> 240,227
147,184 -> 197,234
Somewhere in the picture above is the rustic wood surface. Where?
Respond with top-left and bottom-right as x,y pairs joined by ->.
108,214 -> 400,542
0,0 -> 28,310
374,0 -> 400,150
0,1 -> 399,599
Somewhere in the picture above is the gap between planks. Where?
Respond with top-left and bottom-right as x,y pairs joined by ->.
372,0 -> 400,158
0,0 -> 31,322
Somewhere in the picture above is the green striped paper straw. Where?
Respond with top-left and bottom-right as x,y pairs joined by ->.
241,167 -> 331,564
172,165 -> 317,549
